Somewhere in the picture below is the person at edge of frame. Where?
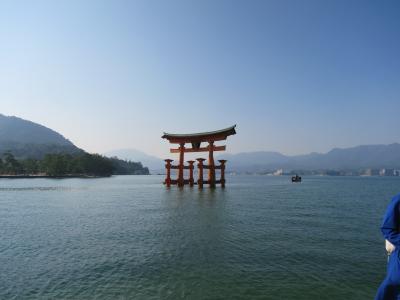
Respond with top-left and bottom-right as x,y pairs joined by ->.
375,193 -> 400,300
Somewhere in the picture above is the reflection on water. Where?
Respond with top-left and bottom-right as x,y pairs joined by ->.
0,175 -> 398,299
0,186 -> 74,191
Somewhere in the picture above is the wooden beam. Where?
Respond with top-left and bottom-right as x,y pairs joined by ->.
171,165 -> 192,170
170,145 -> 226,153
166,136 -> 228,144
208,141 -> 216,187
203,165 -> 222,170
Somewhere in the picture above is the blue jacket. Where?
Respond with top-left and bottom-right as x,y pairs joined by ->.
381,194 -> 400,247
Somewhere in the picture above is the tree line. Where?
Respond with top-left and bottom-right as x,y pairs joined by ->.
0,152 -> 149,177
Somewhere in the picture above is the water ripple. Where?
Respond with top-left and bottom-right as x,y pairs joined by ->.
0,175 -> 397,299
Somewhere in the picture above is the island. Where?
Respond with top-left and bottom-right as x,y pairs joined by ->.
0,152 -> 149,178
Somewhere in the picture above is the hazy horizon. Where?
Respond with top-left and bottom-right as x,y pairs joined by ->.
104,141 -> 400,160
1,0 -> 399,157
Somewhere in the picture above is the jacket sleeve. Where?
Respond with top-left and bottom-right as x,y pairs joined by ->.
381,195 -> 400,247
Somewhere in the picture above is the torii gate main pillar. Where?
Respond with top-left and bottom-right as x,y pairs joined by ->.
208,141 -> 216,187
178,143 -> 185,187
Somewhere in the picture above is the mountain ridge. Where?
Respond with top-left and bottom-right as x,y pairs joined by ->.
220,143 -> 400,172
105,143 -> 400,173
0,114 -> 150,175
0,114 -> 75,145
2,113 -> 399,172
0,114 -> 83,159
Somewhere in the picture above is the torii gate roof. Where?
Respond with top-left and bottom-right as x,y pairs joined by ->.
162,125 -> 236,144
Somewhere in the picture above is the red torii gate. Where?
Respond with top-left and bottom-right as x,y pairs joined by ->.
162,125 -> 236,188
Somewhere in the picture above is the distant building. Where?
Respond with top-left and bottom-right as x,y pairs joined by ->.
273,169 -> 283,176
362,169 -> 380,176
362,169 -> 372,176
380,168 -> 396,176
372,169 -> 380,176
386,169 -> 395,176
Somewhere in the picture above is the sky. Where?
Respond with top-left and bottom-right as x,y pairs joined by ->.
0,0 -> 399,158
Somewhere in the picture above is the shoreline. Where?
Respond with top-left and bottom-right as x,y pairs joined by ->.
0,175 -> 108,179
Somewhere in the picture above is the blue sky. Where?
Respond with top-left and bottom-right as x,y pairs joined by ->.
0,0 -> 399,158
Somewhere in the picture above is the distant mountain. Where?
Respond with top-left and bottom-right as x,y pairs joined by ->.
0,114 -> 83,159
104,149 -> 164,172
5,112 -> 398,173
106,143 -> 400,173
220,143 -> 400,172
221,151 -> 291,172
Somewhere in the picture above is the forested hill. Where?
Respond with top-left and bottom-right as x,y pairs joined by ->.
0,114 -> 149,176
0,114 -> 82,159
0,152 -> 149,177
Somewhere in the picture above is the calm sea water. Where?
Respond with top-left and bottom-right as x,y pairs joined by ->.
0,175 -> 399,300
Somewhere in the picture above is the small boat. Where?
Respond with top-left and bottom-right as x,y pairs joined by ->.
291,174 -> 302,182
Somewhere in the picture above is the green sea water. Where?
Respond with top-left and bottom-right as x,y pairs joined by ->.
0,175 -> 398,299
